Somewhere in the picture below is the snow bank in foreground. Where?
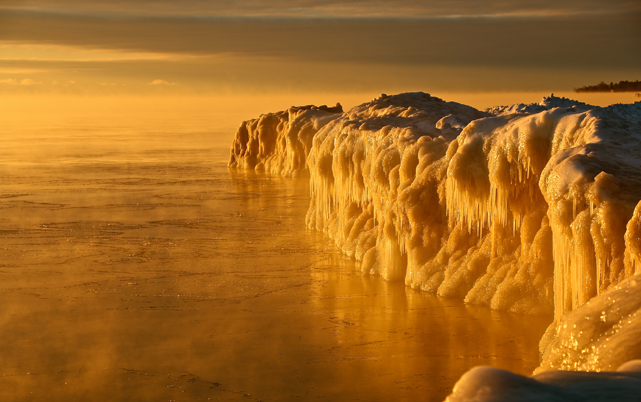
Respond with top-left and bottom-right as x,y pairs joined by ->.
229,93 -> 641,317
445,360 -> 641,402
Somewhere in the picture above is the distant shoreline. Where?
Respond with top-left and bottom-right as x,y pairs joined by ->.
575,80 -> 641,93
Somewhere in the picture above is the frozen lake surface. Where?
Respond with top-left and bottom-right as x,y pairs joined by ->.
0,99 -> 551,401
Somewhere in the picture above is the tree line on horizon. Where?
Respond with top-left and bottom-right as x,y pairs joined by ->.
574,80 -> 641,93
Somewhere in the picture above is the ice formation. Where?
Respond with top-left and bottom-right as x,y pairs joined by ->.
229,93 -> 641,398
229,92 -> 641,318
228,103 -> 343,177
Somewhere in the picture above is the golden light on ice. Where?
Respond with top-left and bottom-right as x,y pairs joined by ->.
2,0 -> 641,400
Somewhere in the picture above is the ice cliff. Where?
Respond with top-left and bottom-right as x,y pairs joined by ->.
228,92 -> 641,399
229,92 -> 641,318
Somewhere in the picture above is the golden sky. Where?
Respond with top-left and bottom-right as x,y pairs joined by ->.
1,0 -> 640,95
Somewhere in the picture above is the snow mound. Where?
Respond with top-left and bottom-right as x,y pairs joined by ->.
485,94 -> 591,116
445,360 -> 641,402
604,101 -> 641,123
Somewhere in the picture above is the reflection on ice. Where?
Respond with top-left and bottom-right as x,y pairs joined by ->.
0,112 -> 548,401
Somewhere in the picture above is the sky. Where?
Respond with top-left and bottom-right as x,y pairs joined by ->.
1,0 -> 640,95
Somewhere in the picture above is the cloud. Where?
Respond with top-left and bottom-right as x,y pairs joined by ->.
1,9 -> 639,72
0,78 -> 40,85
2,0 -> 640,18
148,79 -> 176,85
20,78 -> 39,85
0,4 -> 638,93
0,67 -> 47,74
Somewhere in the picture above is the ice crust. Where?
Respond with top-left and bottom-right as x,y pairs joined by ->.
229,93 -> 641,398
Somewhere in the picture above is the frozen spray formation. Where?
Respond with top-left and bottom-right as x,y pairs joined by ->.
229,93 -> 641,399
229,92 -> 641,318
